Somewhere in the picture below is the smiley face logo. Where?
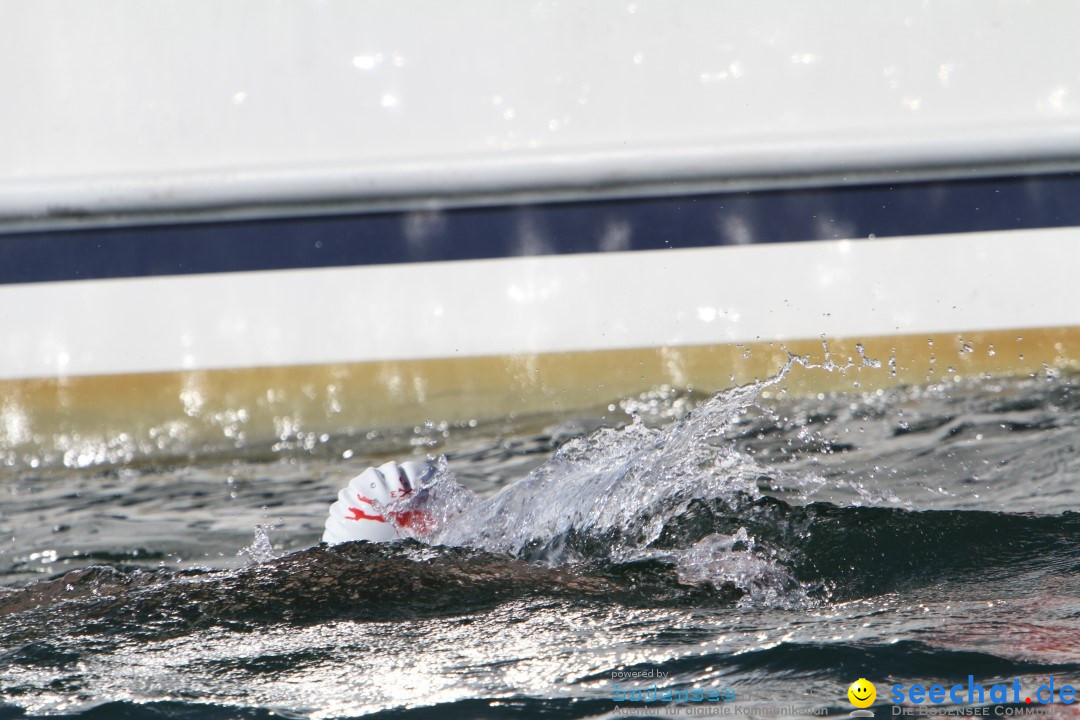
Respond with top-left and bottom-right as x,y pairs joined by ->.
848,678 -> 876,708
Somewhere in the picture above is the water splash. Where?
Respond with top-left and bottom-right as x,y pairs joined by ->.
674,529 -> 801,607
383,361 -> 821,606
238,524 -> 277,564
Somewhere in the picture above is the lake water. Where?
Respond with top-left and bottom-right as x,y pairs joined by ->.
1,364 -> 1078,718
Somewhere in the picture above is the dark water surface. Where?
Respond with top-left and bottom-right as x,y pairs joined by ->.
1,369 -> 1079,719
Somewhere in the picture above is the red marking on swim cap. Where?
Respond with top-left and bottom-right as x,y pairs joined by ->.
345,506 -> 386,523
351,492 -> 428,532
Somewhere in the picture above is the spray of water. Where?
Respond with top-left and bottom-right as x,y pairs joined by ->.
239,524 -> 278,565
379,355 -> 875,606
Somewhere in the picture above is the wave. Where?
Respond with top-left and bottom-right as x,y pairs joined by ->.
382,364 -> 1080,606
3,498 -> 1075,654
5,364 -> 1078,646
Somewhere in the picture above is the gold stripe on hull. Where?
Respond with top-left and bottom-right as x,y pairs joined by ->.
1,326 -> 1077,467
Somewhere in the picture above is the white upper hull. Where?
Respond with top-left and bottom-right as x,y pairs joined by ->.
4,1 -> 1080,223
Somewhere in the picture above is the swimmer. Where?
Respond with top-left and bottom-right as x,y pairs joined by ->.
322,460 -> 436,544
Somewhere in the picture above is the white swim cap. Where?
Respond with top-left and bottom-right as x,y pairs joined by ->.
322,460 -> 435,544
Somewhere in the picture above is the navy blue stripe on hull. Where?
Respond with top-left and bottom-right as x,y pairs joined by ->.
1,172 -> 1079,285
